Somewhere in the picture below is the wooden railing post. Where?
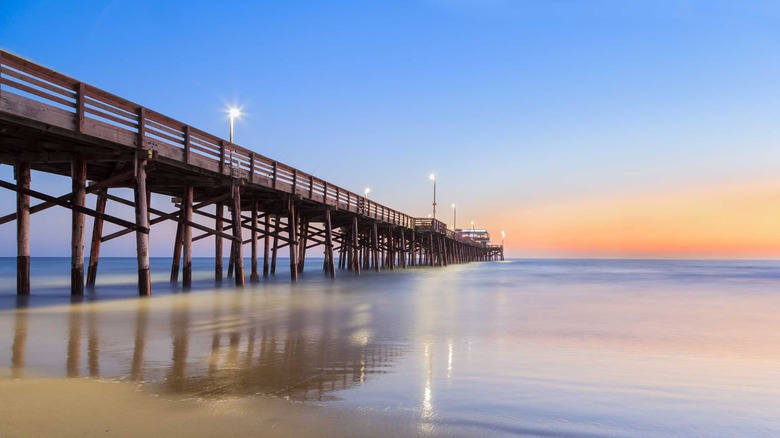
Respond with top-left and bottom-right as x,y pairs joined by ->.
183,125 -> 191,164
249,152 -> 255,184
219,140 -> 226,175
272,162 -> 278,189
76,83 -> 86,133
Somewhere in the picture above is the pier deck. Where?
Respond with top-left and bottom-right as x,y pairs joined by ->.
0,50 -> 503,296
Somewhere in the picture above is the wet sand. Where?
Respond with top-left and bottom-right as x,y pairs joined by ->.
0,374 -> 412,438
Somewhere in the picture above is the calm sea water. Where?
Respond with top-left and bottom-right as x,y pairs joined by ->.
2,258 -> 780,436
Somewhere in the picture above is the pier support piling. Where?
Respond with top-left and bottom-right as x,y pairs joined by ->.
271,215 -> 279,275
352,217 -> 361,275
231,182 -> 245,287
263,212 -> 270,278
182,183 -> 193,288
134,157 -> 151,296
215,202 -> 223,282
372,222 -> 380,272
250,198 -> 260,283
324,208 -> 336,279
288,198 -> 299,282
71,157 -> 86,296
15,160 -> 30,295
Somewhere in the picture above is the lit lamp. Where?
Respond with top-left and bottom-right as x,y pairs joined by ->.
471,220 -> 475,231
429,174 -> 437,219
501,230 -> 505,246
364,187 -> 371,199
228,107 -> 241,143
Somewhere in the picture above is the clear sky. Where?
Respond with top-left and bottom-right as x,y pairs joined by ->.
2,0 -> 780,258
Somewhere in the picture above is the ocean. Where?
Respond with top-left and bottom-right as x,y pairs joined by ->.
1,258 -> 780,437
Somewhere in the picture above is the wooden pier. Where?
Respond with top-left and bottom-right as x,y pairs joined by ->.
0,50 -> 504,296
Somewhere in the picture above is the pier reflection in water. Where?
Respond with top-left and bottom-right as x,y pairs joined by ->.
1,286 -> 406,402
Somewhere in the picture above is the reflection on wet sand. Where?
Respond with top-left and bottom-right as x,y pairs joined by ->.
2,290 -> 407,402
130,299 -> 149,381
11,298 -> 27,379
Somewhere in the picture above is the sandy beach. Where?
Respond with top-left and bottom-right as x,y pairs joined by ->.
0,375 -> 413,438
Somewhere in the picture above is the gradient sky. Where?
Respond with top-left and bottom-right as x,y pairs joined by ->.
2,0 -> 780,258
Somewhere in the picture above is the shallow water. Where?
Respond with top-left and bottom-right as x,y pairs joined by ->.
2,258 -> 780,436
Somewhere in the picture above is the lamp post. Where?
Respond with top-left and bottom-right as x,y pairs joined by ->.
451,203 -> 456,229
228,107 -> 241,143
501,230 -> 505,246
471,220 -> 475,231
429,174 -> 437,220
364,187 -> 371,199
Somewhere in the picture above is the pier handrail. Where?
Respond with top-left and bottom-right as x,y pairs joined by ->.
0,50 -> 416,229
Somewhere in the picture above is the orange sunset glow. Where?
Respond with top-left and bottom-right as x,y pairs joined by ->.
498,182 -> 780,258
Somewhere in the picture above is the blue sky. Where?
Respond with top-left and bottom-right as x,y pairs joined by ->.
2,1 -> 780,257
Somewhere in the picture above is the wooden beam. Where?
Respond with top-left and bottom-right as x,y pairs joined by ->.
86,189 -> 107,287
170,217 -> 183,283
100,193 -> 232,243
0,179 -> 147,233
0,170 -> 133,226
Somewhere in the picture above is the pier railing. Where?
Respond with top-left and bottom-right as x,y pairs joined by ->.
414,218 -> 447,234
0,50 -> 414,229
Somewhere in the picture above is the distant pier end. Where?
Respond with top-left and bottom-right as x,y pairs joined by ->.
0,50 -> 504,296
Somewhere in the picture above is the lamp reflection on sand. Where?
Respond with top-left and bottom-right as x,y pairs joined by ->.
419,343 -> 435,436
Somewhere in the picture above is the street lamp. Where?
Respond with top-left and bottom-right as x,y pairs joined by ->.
451,203 -> 456,229
501,230 -> 505,246
364,187 -> 371,198
471,220 -> 475,231
429,174 -> 437,219
228,107 -> 241,143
